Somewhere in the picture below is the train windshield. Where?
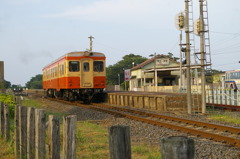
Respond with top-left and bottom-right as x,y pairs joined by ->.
94,61 -> 104,72
69,61 -> 80,72
83,62 -> 90,72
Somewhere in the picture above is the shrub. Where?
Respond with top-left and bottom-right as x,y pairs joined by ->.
0,94 -> 15,118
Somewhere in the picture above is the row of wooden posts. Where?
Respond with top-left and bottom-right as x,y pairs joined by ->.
0,101 -> 77,159
0,100 -> 195,159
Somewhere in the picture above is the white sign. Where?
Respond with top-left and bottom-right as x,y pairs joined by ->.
124,69 -> 131,81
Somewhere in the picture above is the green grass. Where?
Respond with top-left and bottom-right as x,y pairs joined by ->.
0,94 -> 15,159
132,146 -> 161,159
208,113 -> 240,125
0,139 -> 15,159
21,98 -> 42,108
75,121 -> 161,159
1,96 -> 161,158
22,97 -> 67,122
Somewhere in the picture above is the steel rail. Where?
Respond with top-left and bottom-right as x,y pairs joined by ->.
93,103 -> 240,134
90,103 -> 240,147
47,98 -> 240,147
207,103 -> 240,111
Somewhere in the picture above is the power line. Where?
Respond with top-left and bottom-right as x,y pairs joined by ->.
213,62 -> 239,67
212,50 -> 240,56
211,43 -> 240,52
210,32 -> 240,46
210,31 -> 240,35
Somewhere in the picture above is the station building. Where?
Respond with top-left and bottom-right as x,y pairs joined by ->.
130,54 -> 181,92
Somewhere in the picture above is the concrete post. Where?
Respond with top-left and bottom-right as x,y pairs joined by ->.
160,136 -> 194,159
185,0 -> 192,114
109,125 -> 131,159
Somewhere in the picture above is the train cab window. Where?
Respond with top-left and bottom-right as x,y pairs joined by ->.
69,61 -> 80,72
83,62 -> 90,72
94,61 -> 104,72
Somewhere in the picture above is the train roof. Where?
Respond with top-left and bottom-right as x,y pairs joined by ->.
43,51 -> 105,70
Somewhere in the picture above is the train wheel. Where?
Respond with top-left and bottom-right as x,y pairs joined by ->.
63,91 -> 69,101
69,92 -> 75,101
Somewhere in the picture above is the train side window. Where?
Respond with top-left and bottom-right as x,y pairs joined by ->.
69,61 -> 80,72
62,64 -> 65,75
83,62 -> 90,72
94,61 -> 104,72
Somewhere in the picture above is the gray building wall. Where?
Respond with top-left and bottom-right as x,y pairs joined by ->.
0,61 -> 4,93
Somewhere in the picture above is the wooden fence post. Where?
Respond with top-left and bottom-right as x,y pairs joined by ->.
4,104 -> 10,140
63,115 -> 77,159
15,104 -> 20,158
19,106 -> 28,159
0,101 -> 4,136
160,136 -> 195,159
27,107 -> 35,159
108,125 -> 131,159
48,115 -> 60,159
35,109 -> 46,159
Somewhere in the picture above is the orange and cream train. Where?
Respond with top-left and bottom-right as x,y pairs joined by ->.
42,51 -> 106,102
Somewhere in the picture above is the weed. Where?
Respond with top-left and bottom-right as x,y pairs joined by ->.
0,94 -> 15,118
209,113 -> 240,124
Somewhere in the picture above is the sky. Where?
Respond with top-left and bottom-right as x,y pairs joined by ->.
0,0 -> 240,86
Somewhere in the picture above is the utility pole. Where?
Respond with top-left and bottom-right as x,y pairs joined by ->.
88,35 -> 94,51
185,0 -> 192,114
199,0 -> 206,114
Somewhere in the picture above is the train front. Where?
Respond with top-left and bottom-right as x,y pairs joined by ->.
68,51 -> 106,102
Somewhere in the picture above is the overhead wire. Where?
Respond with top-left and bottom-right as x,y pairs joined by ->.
210,31 -> 240,46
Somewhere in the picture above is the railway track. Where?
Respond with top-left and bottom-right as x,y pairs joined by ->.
47,98 -> 240,148
207,103 -> 240,111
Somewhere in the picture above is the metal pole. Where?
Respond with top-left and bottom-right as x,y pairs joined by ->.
154,53 -> 158,92
185,0 -> 192,114
199,0 -> 206,114
179,32 -> 183,92
125,81 -> 126,91
124,69 -> 126,91
88,35 -> 94,51
118,74 -> 120,86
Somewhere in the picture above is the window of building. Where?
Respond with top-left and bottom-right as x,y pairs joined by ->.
83,62 -> 90,72
69,61 -> 80,72
94,61 -> 104,72
156,58 -> 169,66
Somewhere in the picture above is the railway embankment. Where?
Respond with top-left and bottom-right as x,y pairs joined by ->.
26,93 -> 240,158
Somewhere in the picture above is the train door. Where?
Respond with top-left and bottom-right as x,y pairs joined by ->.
81,58 -> 93,88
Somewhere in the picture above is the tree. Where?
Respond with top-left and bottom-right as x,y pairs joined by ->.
106,54 -> 147,85
149,52 -> 179,62
26,74 -> 43,89
205,69 -> 224,84
4,80 -> 11,88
